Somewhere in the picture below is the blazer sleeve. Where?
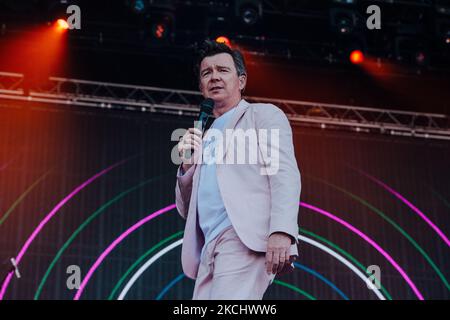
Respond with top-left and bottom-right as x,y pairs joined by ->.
254,104 -> 301,244
175,165 -> 196,220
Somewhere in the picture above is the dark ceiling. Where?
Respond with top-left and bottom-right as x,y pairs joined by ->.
0,0 -> 449,114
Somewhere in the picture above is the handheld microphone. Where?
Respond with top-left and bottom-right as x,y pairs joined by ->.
196,98 -> 214,132
185,98 -> 214,160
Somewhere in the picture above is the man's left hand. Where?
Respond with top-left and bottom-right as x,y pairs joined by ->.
265,232 -> 293,275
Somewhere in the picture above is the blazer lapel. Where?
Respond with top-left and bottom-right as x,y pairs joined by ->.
221,99 -> 250,161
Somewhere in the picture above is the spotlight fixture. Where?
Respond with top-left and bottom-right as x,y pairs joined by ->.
235,0 -> 262,26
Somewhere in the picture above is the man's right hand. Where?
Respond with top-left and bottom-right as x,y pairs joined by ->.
177,127 -> 203,172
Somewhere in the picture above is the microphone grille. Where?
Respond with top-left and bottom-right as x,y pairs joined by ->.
200,98 -> 214,115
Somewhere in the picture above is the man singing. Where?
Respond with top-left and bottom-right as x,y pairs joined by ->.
175,40 -> 301,300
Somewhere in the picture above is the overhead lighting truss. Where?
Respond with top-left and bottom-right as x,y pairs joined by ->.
0,71 -> 449,141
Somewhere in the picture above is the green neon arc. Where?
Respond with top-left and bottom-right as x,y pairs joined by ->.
300,228 -> 392,300
110,233 -> 316,300
33,173 -> 172,300
108,231 -> 184,300
108,228 -> 392,300
308,175 -> 449,292
36,173 -> 433,299
0,171 -> 51,227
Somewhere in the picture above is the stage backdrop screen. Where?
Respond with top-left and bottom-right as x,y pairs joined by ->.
0,104 -> 448,300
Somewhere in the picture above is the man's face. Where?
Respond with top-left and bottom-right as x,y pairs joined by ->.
199,53 -> 246,106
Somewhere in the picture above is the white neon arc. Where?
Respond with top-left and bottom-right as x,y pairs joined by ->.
298,235 -> 385,299
118,239 -> 182,300
117,236 -> 386,300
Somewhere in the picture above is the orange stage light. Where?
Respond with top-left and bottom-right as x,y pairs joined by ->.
215,36 -> 231,47
56,19 -> 69,31
350,50 -> 364,64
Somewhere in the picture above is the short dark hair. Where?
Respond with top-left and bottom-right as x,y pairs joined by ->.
194,39 -> 247,80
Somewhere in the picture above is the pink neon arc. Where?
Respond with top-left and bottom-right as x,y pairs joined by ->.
73,204 -> 176,300
301,202 -> 424,300
362,172 -> 450,247
74,202 -> 423,300
0,161 -> 126,300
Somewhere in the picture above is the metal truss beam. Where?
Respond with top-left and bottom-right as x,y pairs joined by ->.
0,72 -> 449,141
